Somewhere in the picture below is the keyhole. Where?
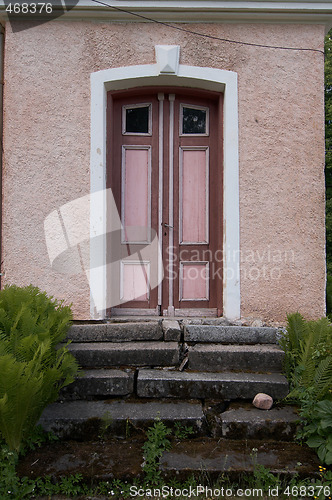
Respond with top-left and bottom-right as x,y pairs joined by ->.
164,231 -> 167,236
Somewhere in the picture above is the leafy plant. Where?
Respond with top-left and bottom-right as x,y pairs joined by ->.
141,415 -> 171,485
280,313 -> 332,403
173,422 -> 194,440
0,445 -> 35,499
298,400 -> 332,465
0,285 -> 79,453
280,313 -> 332,465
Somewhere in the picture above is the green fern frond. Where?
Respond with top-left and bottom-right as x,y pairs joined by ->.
312,356 -> 332,401
0,285 -> 77,453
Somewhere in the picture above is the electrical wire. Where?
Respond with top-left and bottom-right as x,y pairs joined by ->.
90,0 -> 325,56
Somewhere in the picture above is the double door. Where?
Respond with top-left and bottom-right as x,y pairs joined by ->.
107,88 -> 223,316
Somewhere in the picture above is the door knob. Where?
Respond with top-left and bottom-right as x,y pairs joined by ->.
163,223 -> 173,228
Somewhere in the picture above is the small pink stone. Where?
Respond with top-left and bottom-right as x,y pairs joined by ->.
252,393 -> 273,410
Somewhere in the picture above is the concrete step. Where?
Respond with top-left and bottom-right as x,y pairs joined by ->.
188,344 -> 284,372
67,321 -> 163,342
160,437 -> 320,481
17,436 -> 320,483
40,398 -> 297,442
184,325 -> 278,344
137,369 -> 289,400
219,402 -> 298,441
59,369 -> 135,400
68,341 -> 180,368
39,399 -> 205,440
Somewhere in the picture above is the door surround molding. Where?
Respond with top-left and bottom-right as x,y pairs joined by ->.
90,45 -> 240,320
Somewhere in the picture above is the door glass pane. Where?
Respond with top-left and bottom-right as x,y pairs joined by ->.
124,104 -> 151,134
182,106 -> 207,135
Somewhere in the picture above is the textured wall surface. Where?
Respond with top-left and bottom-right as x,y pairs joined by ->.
2,20 -> 326,321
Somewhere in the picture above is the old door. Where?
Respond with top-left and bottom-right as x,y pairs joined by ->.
107,89 -> 223,316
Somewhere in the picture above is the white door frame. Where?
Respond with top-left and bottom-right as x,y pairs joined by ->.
90,45 -> 240,321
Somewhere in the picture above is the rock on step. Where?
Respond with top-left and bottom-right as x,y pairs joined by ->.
137,369 -> 289,400
39,399 -> 205,440
67,322 -> 163,342
184,325 -> 278,344
68,341 -> 180,367
59,369 -> 135,400
188,344 -> 284,372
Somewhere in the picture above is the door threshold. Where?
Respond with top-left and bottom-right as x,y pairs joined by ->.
163,308 -> 218,317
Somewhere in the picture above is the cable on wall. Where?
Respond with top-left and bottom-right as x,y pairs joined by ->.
90,0 -> 325,56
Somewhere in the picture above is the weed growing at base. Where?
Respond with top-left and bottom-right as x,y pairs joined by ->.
0,419 -> 331,499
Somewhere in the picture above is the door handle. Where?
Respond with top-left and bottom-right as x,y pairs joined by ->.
163,223 -> 173,229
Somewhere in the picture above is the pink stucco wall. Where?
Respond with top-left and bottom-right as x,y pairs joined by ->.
2,20 -> 326,321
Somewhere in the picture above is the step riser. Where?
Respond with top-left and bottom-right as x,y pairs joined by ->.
59,369 -> 289,401
68,322 -> 163,343
68,322 -> 279,344
40,400 -> 206,440
184,325 -> 278,344
40,400 -> 297,441
137,377 -> 288,400
188,346 -> 284,372
68,342 -> 180,367
59,370 -> 135,400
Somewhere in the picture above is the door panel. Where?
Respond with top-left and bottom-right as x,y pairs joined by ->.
171,94 -> 221,314
180,147 -> 209,244
107,89 -> 222,316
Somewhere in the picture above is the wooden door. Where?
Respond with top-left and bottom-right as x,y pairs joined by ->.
107,89 -> 223,316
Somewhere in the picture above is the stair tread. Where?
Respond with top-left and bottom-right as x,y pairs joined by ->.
17,437 -> 320,482
137,369 -> 288,382
69,341 -> 179,350
160,437 -> 320,476
189,344 -> 283,352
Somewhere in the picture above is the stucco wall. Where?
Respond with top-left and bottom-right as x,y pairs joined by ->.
2,20 -> 326,321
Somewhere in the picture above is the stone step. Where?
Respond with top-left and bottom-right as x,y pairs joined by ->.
188,344 -> 284,372
59,369 -> 135,400
68,341 -> 180,367
39,399 -> 205,440
137,369 -> 289,400
67,321 -> 163,342
17,437 -> 320,483
159,437 -> 320,481
40,398 -> 297,442
184,325 -> 278,344
219,402 -> 298,441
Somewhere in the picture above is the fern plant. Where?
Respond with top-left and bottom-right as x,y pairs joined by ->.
280,313 -> 332,403
280,313 -> 332,464
0,285 -> 79,452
